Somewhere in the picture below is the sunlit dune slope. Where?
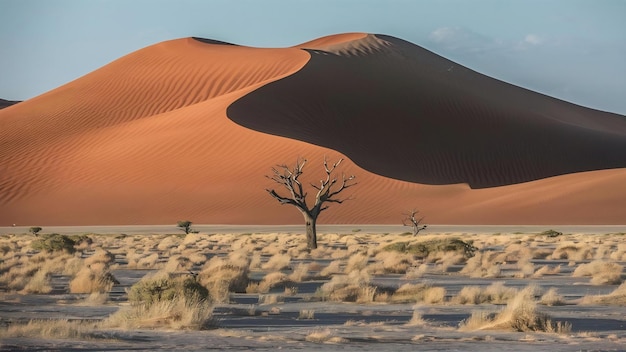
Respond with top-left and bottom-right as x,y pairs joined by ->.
229,34 -> 626,188
0,33 -> 624,225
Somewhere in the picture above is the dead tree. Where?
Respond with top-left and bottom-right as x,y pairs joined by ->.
402,209 -> 427,235
266,157 -> 356,249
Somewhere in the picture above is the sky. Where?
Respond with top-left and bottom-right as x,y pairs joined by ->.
1,0 -> 625,115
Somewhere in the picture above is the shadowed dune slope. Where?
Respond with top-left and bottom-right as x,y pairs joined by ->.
229,34 -> 626,188
0,99 -> 20,109
0,33 -> 625,225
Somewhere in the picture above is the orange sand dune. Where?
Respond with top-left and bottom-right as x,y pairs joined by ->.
0,33 -> 624,226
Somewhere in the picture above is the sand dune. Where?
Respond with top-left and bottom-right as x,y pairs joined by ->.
230,34 -> 626,188
0,33 -> 624,225
0,99 -> 20,109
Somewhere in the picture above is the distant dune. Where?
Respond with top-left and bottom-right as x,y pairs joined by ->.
0,33 -> 624,226
0,99 -> 20,109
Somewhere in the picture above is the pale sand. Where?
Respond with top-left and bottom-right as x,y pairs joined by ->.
1,230 -> 625,351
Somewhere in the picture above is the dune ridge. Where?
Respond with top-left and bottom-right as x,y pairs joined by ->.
229,34 -> 626,188
0,33 -> 624,225
0,99 -> 20,109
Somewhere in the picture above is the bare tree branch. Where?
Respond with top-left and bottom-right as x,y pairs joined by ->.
402,209 -> 427,235
265,156 -> 358,249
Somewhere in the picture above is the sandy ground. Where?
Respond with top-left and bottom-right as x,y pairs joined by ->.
1,227 -> 625,351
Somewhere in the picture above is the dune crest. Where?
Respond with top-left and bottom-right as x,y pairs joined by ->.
1,33 -> 624,225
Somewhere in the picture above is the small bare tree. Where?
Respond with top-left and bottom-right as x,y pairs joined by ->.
266,157 -> 356,249
402,209 -> 427,235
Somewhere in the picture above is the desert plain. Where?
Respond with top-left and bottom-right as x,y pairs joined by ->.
1,225 -> 625,351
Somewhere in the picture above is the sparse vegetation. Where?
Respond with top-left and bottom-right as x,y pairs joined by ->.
31,234 -> 76,253
3,230 -> 626,349
384,237 -> 476,258
29,226 -> 42,235
177,220 -> 194,234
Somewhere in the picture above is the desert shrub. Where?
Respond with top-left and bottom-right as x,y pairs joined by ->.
198,259 -> 249,303
452,282 -> 518,305
31,234 -> 76,253
105,294 -> 213,330
391,283 -> 446,304
572,260 -> 623,285
384,238 -> 476,259
84,249 -> 115,266
68,234 -> 93,247
128,272 -> 209,305
69,262 -> 119,293
29,227 -> 42,235
460,252 -> 502,278
459,286 -> 571,333
540,229 -> 563,238
540,288 -> 566,306
177,220 -> 193,234
580,282 -> 626,305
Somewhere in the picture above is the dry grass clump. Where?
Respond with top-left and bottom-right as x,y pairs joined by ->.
369,251 -> 415,274
247,271 -> 291,293
551,243 -> 592,261
404,263 -> 430,279
452,282 -> 518,305
532,264 -> 561,278
0,319 -> 97,340
317,270 -> 377,302
319,260 -> 343,277
261,253 -> 291,271
107,270 -> 213,330
344,253 -> 369,273
136,253 -> 161,269
515,256 -> 535,278
69,262 -> 119,294
580,282 -> 626,305
460,252 -> 501,278
609,243 -> 626,261
163,255 -> 194,272
406,305 -> 429,326
105,294 -> 213,330
19,268 -> 52,294
572,260 -> 623,285
84,249 -> 115,266
305,328 -> 347,343
0,248 -> 78,293
391,283 -> 446,304
288,262 -> 310,282
198,257 -> 249,303
459,286 -> 570,333
539,288 -> 566,306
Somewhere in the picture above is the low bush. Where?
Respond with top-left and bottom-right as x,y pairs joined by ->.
384,238 -> 477,259
31,234 -> 76,254
128,272 -> 209,305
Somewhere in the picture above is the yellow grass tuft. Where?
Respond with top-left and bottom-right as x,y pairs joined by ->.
572,260 -> 623,285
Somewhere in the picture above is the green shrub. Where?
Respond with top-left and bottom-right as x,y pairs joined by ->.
128,273 -> 210,305
540,229 -> 563,238
31,234 -> 76,253
69,234 -> 93,246
384,238 -> 477,258
177,221 -> 193,234
29,227 -> 42,235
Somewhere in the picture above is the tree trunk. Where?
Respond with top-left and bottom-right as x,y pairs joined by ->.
303,212 -> 318,249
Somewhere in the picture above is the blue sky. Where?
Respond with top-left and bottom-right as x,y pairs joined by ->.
1,0 -> 625,114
